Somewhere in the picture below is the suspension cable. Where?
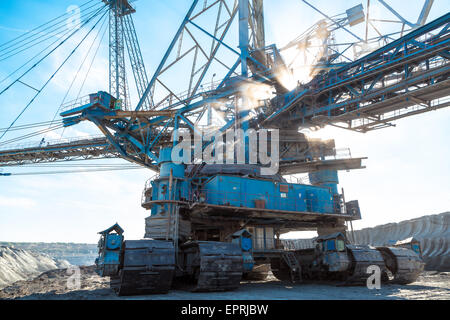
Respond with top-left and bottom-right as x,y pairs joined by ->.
44,15 -> 109,142
0,2 -> 104,61
0,123 -> 66,147
75,18 -> 109,101
0,0 -> 97,49
13,163 -> 141,168
0,7 -> 108,141
0,6 -> 105,86
0,4 -> 107,97
0,119 -> 65,133
1,167 -> 146,176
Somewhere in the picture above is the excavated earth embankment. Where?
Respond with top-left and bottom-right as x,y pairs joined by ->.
282,212 -> 449,271
0,246 -> 70,289
353,212 -> 449,271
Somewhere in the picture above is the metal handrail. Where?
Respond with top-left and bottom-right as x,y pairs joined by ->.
152,79 -> 225,110
188,189 -> 344,214
141,173 -> 160,205
60,94 -> 92,112
0,134 -> 107,151
250,236 -> 278,251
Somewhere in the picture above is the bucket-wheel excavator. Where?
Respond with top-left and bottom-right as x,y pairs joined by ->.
1,0 -> 446,295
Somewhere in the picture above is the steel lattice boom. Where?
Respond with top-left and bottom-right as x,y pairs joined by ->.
0,0 -> 442,294
265,13 -> 450,132
0,136 -> 116,167
0,4 -> 448,173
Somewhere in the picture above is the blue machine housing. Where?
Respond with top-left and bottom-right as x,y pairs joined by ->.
150,146 -> 188,216
199,174 -> 338,214
231,229 -> 254,272
309,170 -> 339,195
150,178 -> 189,215
95,224 -> 124,277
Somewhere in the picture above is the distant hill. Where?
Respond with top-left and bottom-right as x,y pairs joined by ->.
2,212 -> 448,272
0,246 -> 70,289
353,212 -> 449,271
0,242 -> 98,266
282,212 -> 450,271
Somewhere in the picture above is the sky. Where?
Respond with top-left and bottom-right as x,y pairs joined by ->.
0,0 -> 449,243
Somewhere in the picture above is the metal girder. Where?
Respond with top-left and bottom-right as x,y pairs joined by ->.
417,0 -> 434,26
377,0 -> 416,28
107,0 -> 131,110
90,117 -> 157,168
279,157 -> 367,175
136,0 -> 240,112
2,1 -> 275,170
265,13 -> 450,132
249,0 -> 265,50
3,3 -> 447,175
135,0 -> 268,117
283,0 -> 437,76
0,137 -> 118,166
122,13 -> 152,109
105,0 -> 151,111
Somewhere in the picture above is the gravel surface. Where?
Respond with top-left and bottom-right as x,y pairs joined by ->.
0,266 -> 449,300
0,246 -> 70,289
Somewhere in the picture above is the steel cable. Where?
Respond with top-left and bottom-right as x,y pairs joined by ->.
0,7 -> 108,141
0,2 -> 105,61
43,14 -> 109,142
0,0 -> 98,51
0,4 -> 107,97
0,7 -> 106,87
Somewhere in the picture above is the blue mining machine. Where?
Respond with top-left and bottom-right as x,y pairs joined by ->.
86,1 -> 434,294
2,0 -> 446,295
93,137 -> 424,294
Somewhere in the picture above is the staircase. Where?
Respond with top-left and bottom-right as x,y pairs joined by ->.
282,252 -> 302,283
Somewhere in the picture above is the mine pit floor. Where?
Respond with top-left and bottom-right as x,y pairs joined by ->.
0,266 -> 449,300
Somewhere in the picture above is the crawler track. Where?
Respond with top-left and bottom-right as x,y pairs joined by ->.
345,245 -> 387,284
112,240 -> 175,296
377,247 -> 425,284
181,241 -> 243,292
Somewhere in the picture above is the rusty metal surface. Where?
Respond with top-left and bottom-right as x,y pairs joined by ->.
112,240 -> 175,296
378,247 -> 425,284
353,212 -> 450,271
346,245 -> 386,284
181,241 -> 243,292
323,252 -> 351,272
243,263 -> 271,280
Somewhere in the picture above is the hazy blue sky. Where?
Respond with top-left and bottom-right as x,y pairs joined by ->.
0,0 -> 449,243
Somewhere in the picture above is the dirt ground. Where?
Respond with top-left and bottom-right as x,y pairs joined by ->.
0,266 -> 449,300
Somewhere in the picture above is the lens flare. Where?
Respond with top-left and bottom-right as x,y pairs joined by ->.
239,81 -> 274,110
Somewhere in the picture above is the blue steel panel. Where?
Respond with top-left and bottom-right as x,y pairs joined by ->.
326,240 -> 336,251
202,175 -> 336,214
241,237 -> 252,251
150,176 -> 188,216
104,251 -> 120,264
106,234 -> 122,250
